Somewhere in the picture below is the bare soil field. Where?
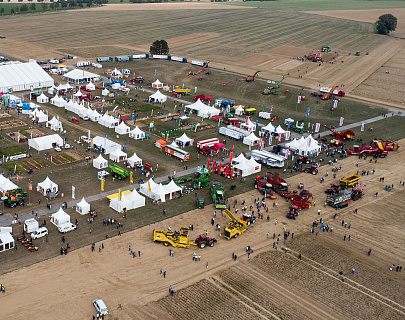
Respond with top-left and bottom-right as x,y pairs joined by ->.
1,139 -> 404,319
80,3 -> 246,11
307,8 -> 405,38
352,45 -> 405,106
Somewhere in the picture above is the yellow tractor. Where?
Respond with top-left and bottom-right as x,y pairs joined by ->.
153,227 -> 196,248
222,209 -> 249,240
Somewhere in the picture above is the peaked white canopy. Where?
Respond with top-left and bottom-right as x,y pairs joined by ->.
46,116 -> 63,132
175,133 -> 194,147
37,176 -> 58,195
243,132 -> 260,145
86,82 -> 96,91
129,126 -> 145,140
109,189 -> 145,213
261,122 -> 275,133
274,125 -> 286,134
232,153 -> 246,164
152,79 -> 163,88
76,197 -> 90,215
51,208 -> 70,226
127,153 -> 142,167
149,90 -> 167,103
235,106 -> 244,115
37,93 -> 49,103
93,154 -> 108,169
233,157 -> 261,177
30,108 -> 48,123
109,147 -> 127,162
50,95 -> 66,108
0,178 -> 18,193
115,121 -> 130,135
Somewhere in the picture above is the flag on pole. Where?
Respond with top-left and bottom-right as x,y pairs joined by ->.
285,131 -> 290,140
278,133 -> 282,142
269,135 -> 273,145
246,117 -> 249,125
315,123 -> 320,133
297,96 -> 301,104
195,86 -> 197,93
130,171 -> 133,184
308,136 -> 312,147
270,105 -> 273,114
262,103 -> 265,111
333,99 -> 338,109
339,117 -> 344,126
101,179 -> 105,191
307,107 -> 311,116
361,122 -> 365,131
151,109 -> 154,116
229,150 -> 234,164
118,189 -> 122,202
148,180 -> 151,192
72,186 -> 75,200
155,69 -> 157,76
29,183 -> 32,191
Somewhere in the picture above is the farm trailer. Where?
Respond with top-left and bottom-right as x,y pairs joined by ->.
97,57 -> 113,62
219,127 -> 244,140
115,56 -> 133,62
165,144 -> 190,162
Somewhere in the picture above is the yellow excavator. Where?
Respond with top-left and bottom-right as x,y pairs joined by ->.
222,209 -> 250,240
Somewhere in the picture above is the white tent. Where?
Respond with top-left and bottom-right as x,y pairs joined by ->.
28,134 -> 63,151
127,153 -> 142,167
48,85 -> 57,95
76,197 -> 90,215
0,61 -> 54,93
65,100 -> 76,112
235,106 -> 244,116
198,105 -> 220,118
74,90 -> 82,97
274,125 -> 286,135
111,83 -> 120,90
233,158 -> 261,177
30,108 -> 48,123
37,176 -> 58,196
79,106 -> 91,119
175,133 -> 194,147
0,178 -> 18,193
102,89 -> 109,96
285,138 -> 300,150
109,147 -> 127,162
93,136 -> 121,154
261,122 -> 275,133
186,99 -> 206,114
111,68 -> 122,78
152,79 -> 163,89
36,93 -> 49,104
57,83 -> 73,91
149,90 -> 167,103
109,189 -> 145,213
50,95 -> 66,108
89,109 -> 101,122
232,153 -> 246,164
0,232 -> 15,252
98,113 -> 119,128
93,154 -> 108,169
86,82 -> 96,91
139,179 -> 170,203
296,134 -> 321,156
63,69 -> 100,84
240,117 -> 256,132
115,122 -> 130,135
165,180 -> 182,199
243,132 -> 260,146
46,116 -> 63,132
51,208 -> 70,226
129,126 -> 145,140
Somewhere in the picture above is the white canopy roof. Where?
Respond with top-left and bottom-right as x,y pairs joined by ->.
115,121 -> 130,135
109,147 -> 127,161
233,157 -> 261,177
232,153 -> 246,164
152,79 -> 163,87
295,134 -> 321,155
261,122 -> 275,133
285,138 -> 300,150
37,176 -> 58,194
76,197 -> 90,215
243,132 -> 260,145
74,90 -> 83,97
30,108 -> 48,122
112,68 -> 122,76
86,82 -> 96,90
46,116 -> 63,131
165,180 -> 182,194
149,90 -> 167,103
139,179 -> 181,203
57,82 -> 73,91
274,125 -> 286,134
37,93 -> 48,103
50,95 -> 66,107
186,99 -> 207,112
235,106 -> 244,115
129,126 -> 145,139
0,178 -> 18,192
175,133 -> 193,145
127,153 -> 142,166
51,208 -> 70,226
63,69 -> 99,82
93,154 -> 108,169
109,189 -> 145,213
28,134 -> 63,151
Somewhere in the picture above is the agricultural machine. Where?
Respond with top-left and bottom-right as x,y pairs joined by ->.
340,174 -> 361,189
323,125 -> 355,141
174,86 -> 191,95
109,163 -> 130,180
211,182 -> 226,209
320,86 -> 345,100
281,190 -> 313,219
129,76 -> 144,83
4,189 -> 27,208
325,183 -> 342,195
346,140 -> 398,158
308,53 -> 322,62
256,172 -> 288,193
254,177 -> 278,199
246,71 -> 261,82
326,188 -> 363,208
297,155 -> 311,165
290,120 -> 305,134
153,227 -> 196,248
241,213 -> 256,226
322,46 -> 331,52
263,77 -> 286,95
188,61 -> 210,76
194,234 -> 217,249
197,198 -> 204,209
194,94 -> 212,102
193,167 -> 210,189
222,209 -> 250,239
303,164 -> 318,175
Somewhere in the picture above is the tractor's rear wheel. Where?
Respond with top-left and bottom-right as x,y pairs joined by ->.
247,221 -> 251,226
209,241 -> 214,247
199,242 -> 206,249
312,171 -> 317,175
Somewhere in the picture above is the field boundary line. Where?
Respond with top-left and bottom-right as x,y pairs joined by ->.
208,277 -> 278,320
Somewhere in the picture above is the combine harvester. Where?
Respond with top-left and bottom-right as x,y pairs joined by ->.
346,139 -> 399,158
323,125 -> 355,141
246,71 -> 261,82
222,209 -> 255,239
211,182 -> 226,209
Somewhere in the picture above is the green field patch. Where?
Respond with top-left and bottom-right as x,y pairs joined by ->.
3,162 -> 26,174
19,130 -> 30,137
60,153 -> 76,162
156,128 -> 184,139
0,146 -> 26,157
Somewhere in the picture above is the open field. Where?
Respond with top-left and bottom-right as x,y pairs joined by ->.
1,139 -> 404,319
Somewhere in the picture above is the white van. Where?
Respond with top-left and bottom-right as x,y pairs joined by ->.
31,227 -> 48,240
93,299 -> 108,315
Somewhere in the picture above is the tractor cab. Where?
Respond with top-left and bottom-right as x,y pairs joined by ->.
197,198 -> 204,209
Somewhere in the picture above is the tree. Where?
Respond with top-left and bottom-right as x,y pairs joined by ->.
20,4 -> 28,11
30,2 -> 36,10
376,14 -> 397,35
0,8 -> 5,14
10,8 -> 14,14
150,40 -> 169,55
41,2 -> 47,10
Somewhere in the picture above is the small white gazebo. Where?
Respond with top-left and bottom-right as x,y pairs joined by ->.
127,153 -> 142,167
51,208 -> 70,226
109,147 -> 127,162
243,132 -> 260,146
86,82 -> 96,91
37,93 -> 49,104
175,133 -> 194,147
93,154 -> 108,169
152,79 -> 163,89
149,90 -> 167,103
129,126 -> 145,140
76,197 -> 90,215
115,122 -> 130,135
37,176 -> 58,196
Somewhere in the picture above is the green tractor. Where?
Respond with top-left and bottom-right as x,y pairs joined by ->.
3,189 -> 27,208
211,182 -> 226,209
193,167 -> 210,189
290,120 -> 305,134
197,198 -> 205,209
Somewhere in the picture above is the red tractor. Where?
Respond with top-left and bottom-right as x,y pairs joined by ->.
257,172 -> 288,193
297,155 -> 311,164
287,205 -> 300,219
254,179 -> 277,199
129,77 -> 144,83
194,234 -> 217,249
303,165 -> 318,175
325,183 -> 341,195
241,213 -> 256,225
324,125 -> 355,141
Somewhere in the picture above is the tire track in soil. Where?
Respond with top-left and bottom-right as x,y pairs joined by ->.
282,247 -> 405,316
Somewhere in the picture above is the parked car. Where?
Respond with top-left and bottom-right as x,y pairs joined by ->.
93,299 -> 108,316
55,147 -> 62,152
80,136 -> 91,144
31,227 -> 48,240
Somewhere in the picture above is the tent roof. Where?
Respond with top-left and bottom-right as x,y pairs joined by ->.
262,122 -> 275,132
52,207 -> 69,220
274,125 -> 286,134
128,152 -> 142,163
38,93 -> 47,99
149,90 -> 166,100
176,133 -> 193,143
286,138 -> 300,149
77,197 -> 89,207
110,147 -> 127,157
116,122 -> 130,130
130,126 -> 144,135
244,132 -> 259,141
233,153 -> 246,163
0,179 -> 18,192
165,180 -> 182,193
152,79 -> 163,85
94,154 -> 107,163
63,69 -> 99,81
38,176 -> 57,189
186,99 -> 207,111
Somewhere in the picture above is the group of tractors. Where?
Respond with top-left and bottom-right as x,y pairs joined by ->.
153,227 -> 217,249
325,174 -> 364,208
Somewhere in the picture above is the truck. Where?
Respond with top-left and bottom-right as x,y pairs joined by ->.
97,57 -> 113,62
326,189 -> 363,208
109,163 -> 130,180
211,182 -> 226,209
222,209 -> 249,239
340,174 -> 360,189
197,138 -> 220,150
219,127 -> 244,140
194,94 -> 212,102
115,55 -> 132,62
174,86 -> 191,95
320,87 -> 345,97
153,227 -> 197,248
165,144 -> 190,162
